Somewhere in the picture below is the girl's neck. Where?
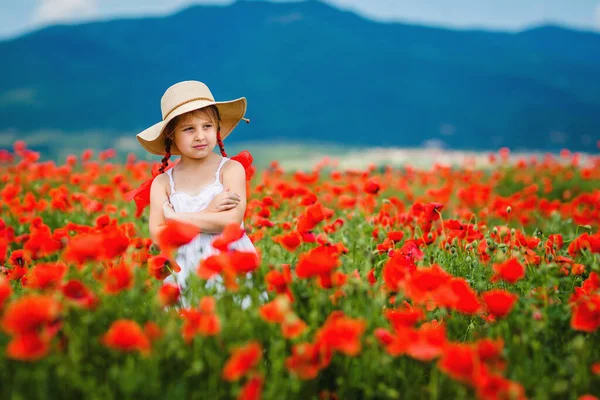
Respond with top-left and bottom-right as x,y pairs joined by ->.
177,152 -> 222,169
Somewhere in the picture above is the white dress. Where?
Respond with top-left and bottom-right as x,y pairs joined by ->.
163,156 -> 257,296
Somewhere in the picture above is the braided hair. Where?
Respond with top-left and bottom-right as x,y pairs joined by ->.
216,130 -> 227,157
158,136 -> 172,174
211,105 -> 227,157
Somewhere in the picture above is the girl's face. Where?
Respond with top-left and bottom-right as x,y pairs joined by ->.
172,111 -> 218,159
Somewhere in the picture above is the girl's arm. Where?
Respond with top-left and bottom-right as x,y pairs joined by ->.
169,160 -> 247,234
148,174 -> 170,245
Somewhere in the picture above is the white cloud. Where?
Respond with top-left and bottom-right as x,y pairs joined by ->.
32,0 -> 98,25
595,1 -> 600,29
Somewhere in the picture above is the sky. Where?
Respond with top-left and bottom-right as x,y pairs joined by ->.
1,0 -> 600,39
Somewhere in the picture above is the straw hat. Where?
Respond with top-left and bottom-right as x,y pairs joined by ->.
136,80 -> 249,155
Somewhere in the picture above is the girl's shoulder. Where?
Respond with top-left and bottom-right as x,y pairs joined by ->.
151,172 -> 171,195
221,156 -> 242,168
219,158 -> 245,183
220,157 -> 243,173
152,172 -> 170,186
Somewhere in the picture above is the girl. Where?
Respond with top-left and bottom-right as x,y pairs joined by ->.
135,80 -> 257,302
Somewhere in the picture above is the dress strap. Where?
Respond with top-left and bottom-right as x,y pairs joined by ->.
214,157 -> 229,184
166,168 -> 176,194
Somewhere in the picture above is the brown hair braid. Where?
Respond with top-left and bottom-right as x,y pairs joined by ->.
158,136 -> 172,174
216,130 -> 227,157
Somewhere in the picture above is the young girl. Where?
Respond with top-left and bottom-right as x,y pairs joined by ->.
135,80 -> 256,301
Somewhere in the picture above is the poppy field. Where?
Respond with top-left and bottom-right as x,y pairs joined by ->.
1,141 -> 600,400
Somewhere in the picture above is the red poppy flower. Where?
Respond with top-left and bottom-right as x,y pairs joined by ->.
181,297 -> 221,342
229,250 -> 260,274
404,264 -> 451,304
438,343 -> 481,385
103,262 -> 134,294
475,373 -> 527,400
382,252 -> 416,291
222,341 -> 263,382
198,251 -> 259,290
482,290 -> 518,319
230,150 -> 255,181
491,258 -> 525,284
306,203 -> 325,225
1,294 -> 61,336
384,303 -> 425,329
476,338 -> 504,364
570,294 -> 600,332
404,322 -> 447,361
101,319 -> 151,355
363,179 -> 381,195
23,228 -> 63,259
148,254 -> 180,280
446,278 -> 481,315
61,280 -> 98,309
9,249 -> 31,268
158,283 -> 180,307
285,342 -> 326,380
274,231 -> 302,252
282,315 -> 307,339
22,262 -> 67,290
101,226 -> 131,259
296,245 -> 341,279
157,219 -> 201,256
0,238 -> 7,264
315,311 -> 366,357
144,321 -> 163,343
124,161 -> 176,217
63,233 -> 105,266
0,276 -> 12,309
387,231 -> 405,242
259,296 -> 288,324
265,265 -> 294,301
212,223 -> 245,252
237,375 -> 263,400
197,253 -> 229,280
5,331 -> 50,361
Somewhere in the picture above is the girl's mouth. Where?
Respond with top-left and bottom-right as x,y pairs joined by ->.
193,145 -> 207,149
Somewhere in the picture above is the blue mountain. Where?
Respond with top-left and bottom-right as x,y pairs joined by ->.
1,0 -> 599,152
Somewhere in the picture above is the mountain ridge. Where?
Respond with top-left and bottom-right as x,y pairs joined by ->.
1,0 -> 599,153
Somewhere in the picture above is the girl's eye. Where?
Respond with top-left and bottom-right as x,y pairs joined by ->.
203,124 -> 212,129
184,127 -> 194,132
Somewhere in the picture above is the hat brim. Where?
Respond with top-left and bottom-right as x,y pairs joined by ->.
136,97 -> 247,156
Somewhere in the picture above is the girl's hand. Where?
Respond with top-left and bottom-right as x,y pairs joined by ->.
162,201 -> 177,220
207,188 -> 241,212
